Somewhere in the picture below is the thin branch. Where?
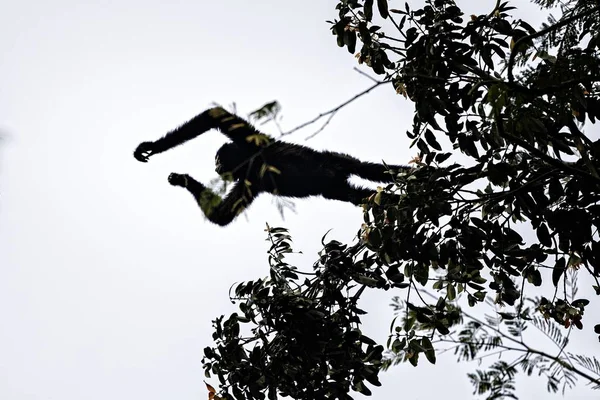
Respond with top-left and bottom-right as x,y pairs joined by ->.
305,112 -> 338,140
353,67 -> 380,83
379,32 -> 404,43
527,347 -> 600,386
279,80 -> 390,137
387,13 -> 408,40
436,338 -> 521,353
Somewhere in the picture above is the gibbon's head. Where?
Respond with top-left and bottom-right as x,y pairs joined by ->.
215,142 -> 251,179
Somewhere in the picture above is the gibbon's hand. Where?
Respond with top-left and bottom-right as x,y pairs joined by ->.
134,141 -> 156,163
168,173 -> 189,188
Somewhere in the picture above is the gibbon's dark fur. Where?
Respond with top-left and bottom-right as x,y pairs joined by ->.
134,107 -> 409,226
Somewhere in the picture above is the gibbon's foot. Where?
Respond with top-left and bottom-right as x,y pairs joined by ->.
168,173 -> 189,188
134,141 -> 155,162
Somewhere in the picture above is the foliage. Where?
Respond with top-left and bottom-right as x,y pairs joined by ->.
203,228 -> 384,400
203,1 -> 600,399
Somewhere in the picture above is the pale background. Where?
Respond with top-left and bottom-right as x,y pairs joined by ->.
0,1 -> 598,399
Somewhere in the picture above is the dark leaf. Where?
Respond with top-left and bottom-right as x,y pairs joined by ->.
424,129 -> 443,151
552,257 -> 566,287
377,0 -> 389,19
364,0 -> 374,21
359,22 -> 372,45
421,337 -> 436,364
536,223 -> 551,247
344,29 -> 357,53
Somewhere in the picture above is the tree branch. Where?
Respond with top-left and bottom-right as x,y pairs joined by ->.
279,80 -> 390,138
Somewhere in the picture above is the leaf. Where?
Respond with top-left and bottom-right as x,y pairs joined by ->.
536,224 -> 551,247
498,312 -> 515,320
248,101 -> 281,122
435,152 -> 452,163
447,283 -> 456,300
205,382 -> 216,400
358,21 -> 372,45
364,0 -> 373,21
421,337 -> 436,364
408,351 -> 419,366
354,380 -> 372,395
424,129 -> 443,151
392,338 -> 406,352
377,0 -> 389,19
374,191 -> 383,205
344,29 -> 357,53
552,257 -> 566,287
246,133 -> 271,146
548,177 -> 564,202
356,275 -> 381,287
526,268 -> 542,287
572,299 -> 589,308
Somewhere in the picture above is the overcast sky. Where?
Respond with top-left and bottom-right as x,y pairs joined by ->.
0,1 -> 598,399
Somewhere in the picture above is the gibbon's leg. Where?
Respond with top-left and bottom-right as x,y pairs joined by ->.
134,107 -> 269,162
168,173 -> 255,226
352,161 -> 409,183
321,182 -> 375,206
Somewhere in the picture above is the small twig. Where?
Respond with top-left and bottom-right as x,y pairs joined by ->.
305,112 -> 338,140
387,12 -> 408,40
379,32 -> 404,43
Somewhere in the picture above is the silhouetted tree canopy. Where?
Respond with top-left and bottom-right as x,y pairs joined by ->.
202,1 -> 600,399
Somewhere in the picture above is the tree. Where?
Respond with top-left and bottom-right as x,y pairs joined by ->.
202,1 -> 600,399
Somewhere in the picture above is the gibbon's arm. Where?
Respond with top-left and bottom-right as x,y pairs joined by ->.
168,173 -> 255,226
134,107 -> 272,162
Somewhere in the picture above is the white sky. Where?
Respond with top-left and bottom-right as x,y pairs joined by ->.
0,1 -> 597,399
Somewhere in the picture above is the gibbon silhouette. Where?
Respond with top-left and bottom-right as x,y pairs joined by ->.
134,107 -> 408,226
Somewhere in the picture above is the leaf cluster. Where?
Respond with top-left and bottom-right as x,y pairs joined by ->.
203,228 -> 385,400
335,0 -> 600,335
